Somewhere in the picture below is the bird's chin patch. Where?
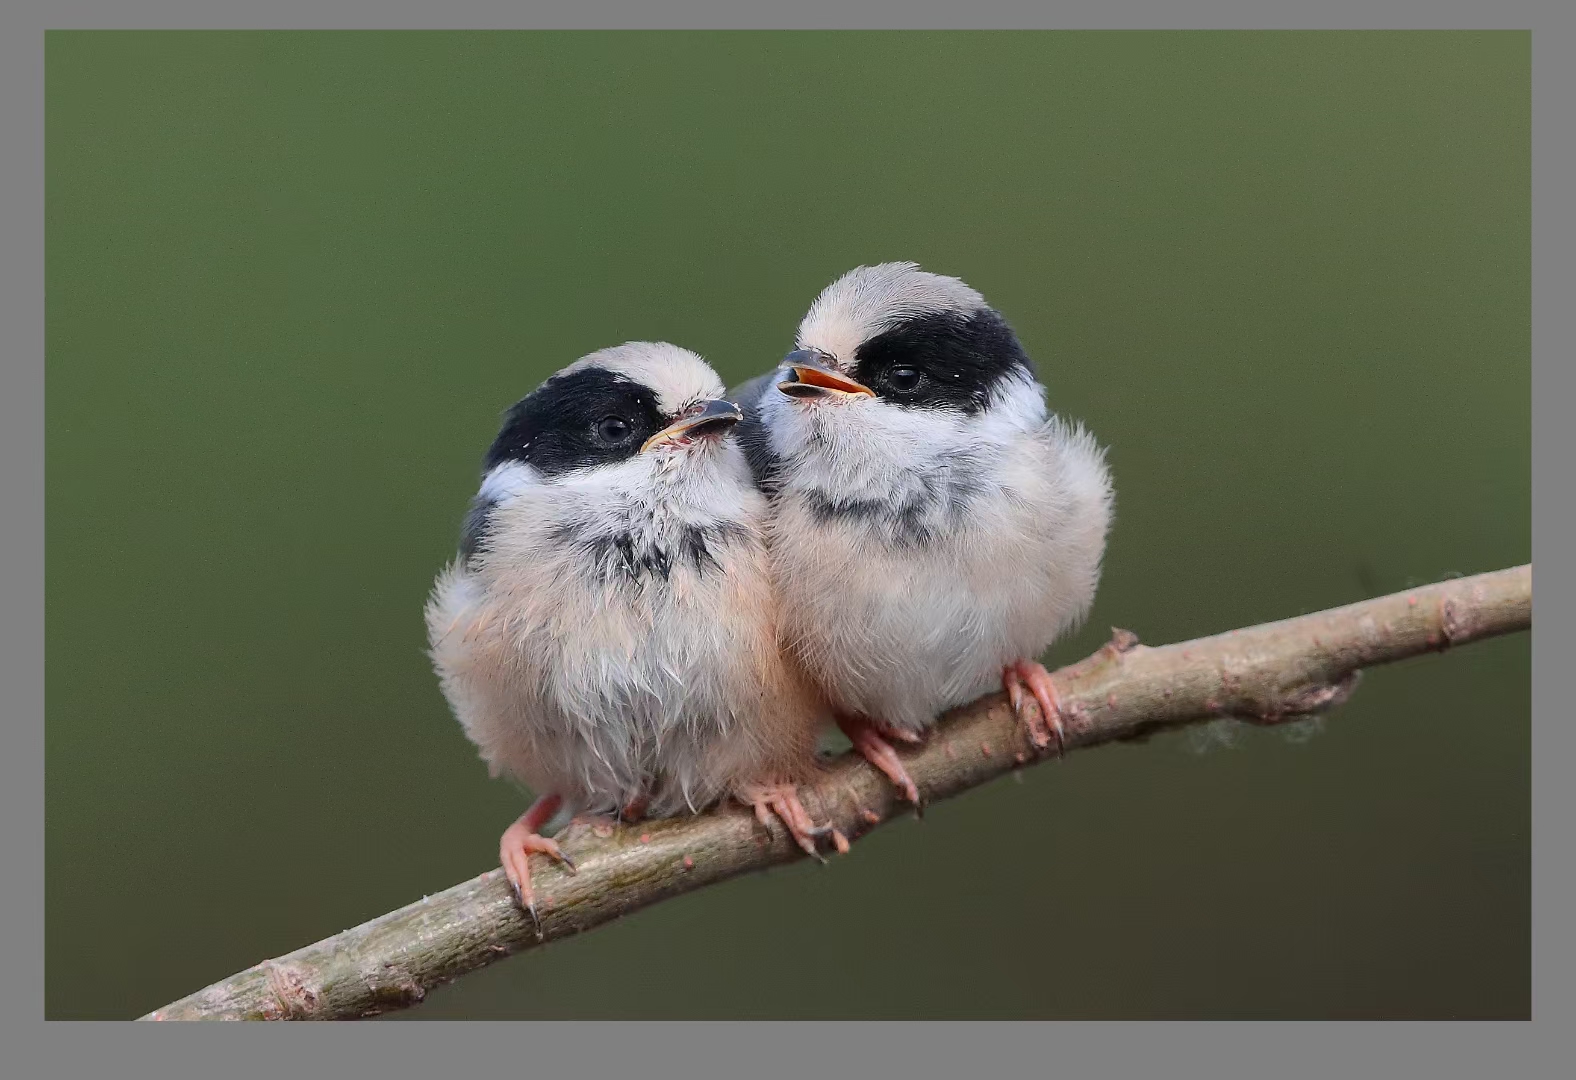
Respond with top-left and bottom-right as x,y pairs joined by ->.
666,432 -> 720,452
785,390 -> 869,408
646,430 -> 730,461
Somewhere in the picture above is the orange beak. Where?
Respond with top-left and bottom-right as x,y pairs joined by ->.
777,352 -> 875,400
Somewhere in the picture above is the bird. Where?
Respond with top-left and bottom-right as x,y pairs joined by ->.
732,262 -> 1114,805
426,342 -> 836,929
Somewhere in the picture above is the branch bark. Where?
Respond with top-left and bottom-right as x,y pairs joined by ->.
141,564 -> 1531,1021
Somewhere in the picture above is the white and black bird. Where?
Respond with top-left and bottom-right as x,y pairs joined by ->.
733,263 -> 1114,803
427,342 -> 834,926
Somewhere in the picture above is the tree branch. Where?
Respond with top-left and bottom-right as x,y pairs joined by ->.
141,564 -> 1531,1021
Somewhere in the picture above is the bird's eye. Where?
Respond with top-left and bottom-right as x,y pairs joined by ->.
595,415 -> 633,444
887,367 -> 923,393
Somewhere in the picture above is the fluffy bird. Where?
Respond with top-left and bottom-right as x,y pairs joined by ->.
427,342 -> 833,926
733,263 -> 1114,803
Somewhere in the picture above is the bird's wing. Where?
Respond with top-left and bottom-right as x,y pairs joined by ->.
458,491 -> 499,564
728,368 -> 786,498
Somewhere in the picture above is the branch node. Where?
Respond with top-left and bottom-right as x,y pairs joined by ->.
264,960 -> 322,1021
1439,594 -> 1476,648
1108,627 -> 1141,654
1241,670 -> 1364,726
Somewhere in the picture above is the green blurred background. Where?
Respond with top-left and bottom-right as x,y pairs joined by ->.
46,31 -> 1529,1020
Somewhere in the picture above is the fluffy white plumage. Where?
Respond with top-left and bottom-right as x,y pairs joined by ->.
740,263 -> 1114,736
426,343 -> 826,821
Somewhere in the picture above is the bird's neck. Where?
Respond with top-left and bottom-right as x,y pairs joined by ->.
779,429 -> 1013,551
549,449 -> 758,583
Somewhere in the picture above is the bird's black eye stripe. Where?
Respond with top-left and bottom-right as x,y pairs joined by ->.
483,367 -> 668,478
852,308 -> 1034,415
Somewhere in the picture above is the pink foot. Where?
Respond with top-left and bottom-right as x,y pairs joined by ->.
500,793 -> 577,937
1003,659 -> 1069,756
737,782 -> 840,861
838,713 -> 922,806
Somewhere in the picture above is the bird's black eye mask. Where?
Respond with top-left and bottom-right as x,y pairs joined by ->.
851,308 -> 1035,415
482,367 -> 670,479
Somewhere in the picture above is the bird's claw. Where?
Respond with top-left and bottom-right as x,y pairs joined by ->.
1004,660 -> 1068,757
740,782 -> 837,861
838,715 -> 923,806
500,811 -> 577,940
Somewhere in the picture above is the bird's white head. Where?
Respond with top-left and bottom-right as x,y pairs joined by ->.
461,342 -> 750,564
755,262 -> 1049,496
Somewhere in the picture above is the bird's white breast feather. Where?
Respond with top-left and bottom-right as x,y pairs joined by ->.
426,439 -> 809,816
764,374 -> 1113,732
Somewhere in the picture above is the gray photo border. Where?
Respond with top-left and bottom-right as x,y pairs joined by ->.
5,3 -> 1562,1078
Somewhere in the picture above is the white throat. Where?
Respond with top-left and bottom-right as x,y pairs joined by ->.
760,368 -> 1047,509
